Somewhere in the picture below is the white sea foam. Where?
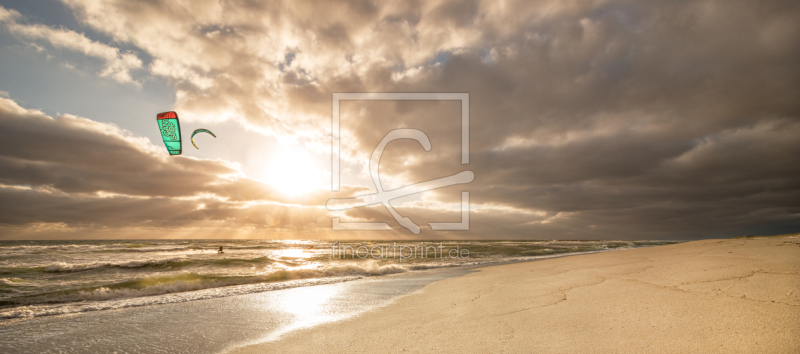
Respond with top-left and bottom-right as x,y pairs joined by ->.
0,277 -> 359,320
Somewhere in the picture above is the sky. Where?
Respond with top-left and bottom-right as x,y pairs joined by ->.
0,0 -> 798,240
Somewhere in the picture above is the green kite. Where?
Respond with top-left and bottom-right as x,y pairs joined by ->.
156,111 -> 181,155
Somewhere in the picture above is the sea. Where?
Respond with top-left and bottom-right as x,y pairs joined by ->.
0,239 -> 676,321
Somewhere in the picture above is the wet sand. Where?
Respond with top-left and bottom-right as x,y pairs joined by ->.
233,236 -> 800,353
0,266 -> 479,353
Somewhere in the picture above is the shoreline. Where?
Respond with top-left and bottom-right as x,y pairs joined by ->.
232,236 -> 800,353
0,244 -> 657,353
0,242 -> 654,322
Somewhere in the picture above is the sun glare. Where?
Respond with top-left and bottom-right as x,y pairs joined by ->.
261,147 -> 324,196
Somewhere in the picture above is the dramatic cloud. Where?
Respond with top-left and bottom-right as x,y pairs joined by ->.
0,6 -> 143,85
0,97 -> 372,238
1,0 -> 798,239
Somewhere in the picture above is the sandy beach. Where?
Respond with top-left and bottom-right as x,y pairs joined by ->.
234,236 -> 800,353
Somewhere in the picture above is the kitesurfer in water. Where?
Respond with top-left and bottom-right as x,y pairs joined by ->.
218,246 -> 224,254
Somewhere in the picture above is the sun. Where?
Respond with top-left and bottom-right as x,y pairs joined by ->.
261,146 -> 324,196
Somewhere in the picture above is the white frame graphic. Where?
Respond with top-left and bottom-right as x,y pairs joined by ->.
329,93 -> 471,234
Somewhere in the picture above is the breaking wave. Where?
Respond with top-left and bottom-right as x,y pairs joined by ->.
1,256 -> 277,275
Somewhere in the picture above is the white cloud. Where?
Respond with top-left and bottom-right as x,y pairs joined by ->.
0,5 -> 143,86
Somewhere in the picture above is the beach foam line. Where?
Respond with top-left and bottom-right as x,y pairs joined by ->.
0,276 -> 361,320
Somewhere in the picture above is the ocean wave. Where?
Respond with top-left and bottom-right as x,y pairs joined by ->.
87,244 -> 285,252
0,243 -> 139,252
88,247 -> 199,253
1,244 -> 294,257
0,243 -> 252,254
1,256 -> 277,275
42,257 -> 189,273
0,262 -> 409,310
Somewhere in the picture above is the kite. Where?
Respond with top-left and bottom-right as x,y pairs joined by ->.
156,111 -> 181,155
191,129 -> 216,149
